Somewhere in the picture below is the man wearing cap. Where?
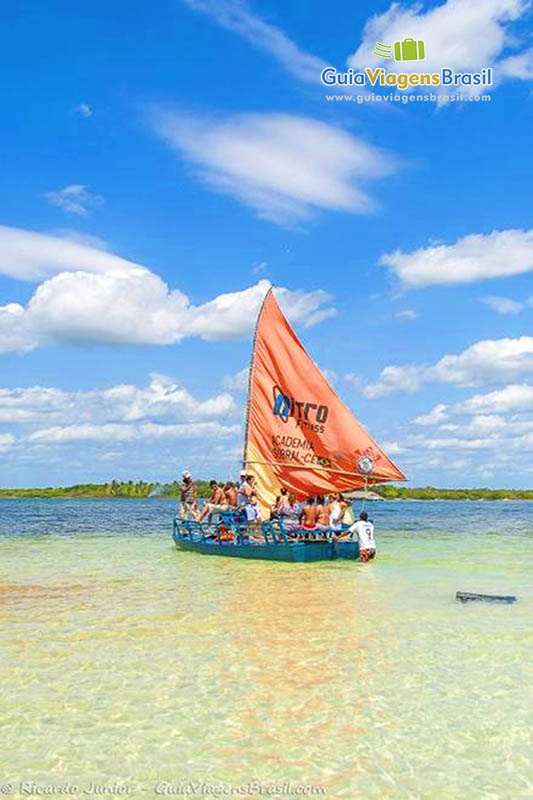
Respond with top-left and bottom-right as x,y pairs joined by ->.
237,471 -> 253,506
179,471 -> 198,520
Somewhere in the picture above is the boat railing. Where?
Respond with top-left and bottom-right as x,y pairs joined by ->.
173,515 -> 348,546
173,514 -> 290,546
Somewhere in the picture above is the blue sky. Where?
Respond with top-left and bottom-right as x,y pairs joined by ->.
1,0 -> 532,488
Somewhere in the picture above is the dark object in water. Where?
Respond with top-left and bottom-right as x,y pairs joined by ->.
456,591 -> 517,604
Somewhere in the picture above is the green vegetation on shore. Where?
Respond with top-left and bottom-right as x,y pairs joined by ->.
375,485 -> 533,501
0,481 -> 532,500
0,480 -> 211,499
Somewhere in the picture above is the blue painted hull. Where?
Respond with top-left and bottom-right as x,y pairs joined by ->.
173,529 -> 359,562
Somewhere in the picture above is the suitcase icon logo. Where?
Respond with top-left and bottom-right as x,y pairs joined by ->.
393,38 -> 425,61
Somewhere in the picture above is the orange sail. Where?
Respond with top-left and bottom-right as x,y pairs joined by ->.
243,288 -> 406,514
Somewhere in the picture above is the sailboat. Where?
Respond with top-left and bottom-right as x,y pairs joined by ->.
173,288 -> 406,561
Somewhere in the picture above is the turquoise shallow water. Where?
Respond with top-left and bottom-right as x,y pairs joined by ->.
1,499 -> 532,799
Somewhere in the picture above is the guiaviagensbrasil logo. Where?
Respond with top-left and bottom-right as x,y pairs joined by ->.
373,38 -> 425,62
321,36 -> 493,91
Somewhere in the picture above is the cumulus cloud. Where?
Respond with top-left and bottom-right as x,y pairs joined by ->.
222,368 -> 250,393
364,364 -> 424,398
395,380 -> 533,474
414,403 -> 448,426
381,229 -> 533,288
0,226 -> 335,354
44,185 -> 104,217
150,110 -> 398,225
349,0 -> 532,98
481,295 -> 525,314
29,421 -> 239,444
0,374 -> 245,482
0,374 -> 237,426
363,336 -> 533,398
456,384 -> 533,414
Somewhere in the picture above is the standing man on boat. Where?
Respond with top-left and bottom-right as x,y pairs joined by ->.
179,470 -> 198,520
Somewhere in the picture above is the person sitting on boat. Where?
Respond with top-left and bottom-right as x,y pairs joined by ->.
244,491 -> 260,525
328,493 -> 344,535
315,496 -> 330,531
224,481 -> 238,507
300,497 -> 317,531
341,496 -> 355,527
270,487 -> 288,519
179,470 -> 198,520
346,511 -> 376,561
198,480 -> 229,522
278,494 -> 302,533
237,472 -> 253,506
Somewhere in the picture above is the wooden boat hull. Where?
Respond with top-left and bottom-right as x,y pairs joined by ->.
173,529 -> 360,562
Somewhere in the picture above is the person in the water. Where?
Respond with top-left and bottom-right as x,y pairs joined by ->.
347,511 -> 376,561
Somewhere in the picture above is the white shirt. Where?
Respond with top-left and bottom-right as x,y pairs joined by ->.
329,501 -> 343,531
349,520 -> 375,550
245,502 -> 259,522
237,480 -> 251,506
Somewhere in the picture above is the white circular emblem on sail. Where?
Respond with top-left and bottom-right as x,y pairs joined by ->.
357,455 -> 374,474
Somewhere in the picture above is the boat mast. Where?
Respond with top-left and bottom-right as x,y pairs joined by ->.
241,286 -> 273,469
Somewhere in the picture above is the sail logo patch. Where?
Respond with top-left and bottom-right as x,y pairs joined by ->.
272,385 -> 329,432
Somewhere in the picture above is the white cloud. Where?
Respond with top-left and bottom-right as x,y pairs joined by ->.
29,421 -> 239,444
381,229 -> 533,288
395,309 -> 418,320
363,364 -> 424,398
180,0 -> 329,85
222,368 -> 250,393
364,336 -> 533,397
0,374 -> 237,426
0,225 -> 143,282
414,403 -> 448,426
0,433 -> 15,451
75,103 -> 93,117
45,185 -> 104,217
150,110 -> 398,225
379,440 -> 405,455
0,227 -> 335,353
499,47 -> 533,79
428,337 -> 533,386
349,0 -> 532,98
456,384 -> 533,414
481,295 -> 524,314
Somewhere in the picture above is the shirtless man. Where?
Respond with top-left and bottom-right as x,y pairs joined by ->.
224,481 -> 238,507
315,496 -> 330,531
198,480 -> 228,522
300,497 -> 318,530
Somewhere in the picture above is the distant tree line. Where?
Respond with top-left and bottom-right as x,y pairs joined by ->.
0,479 -> 212,499
0,481 -> 532,501
374,485 -> 533,501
